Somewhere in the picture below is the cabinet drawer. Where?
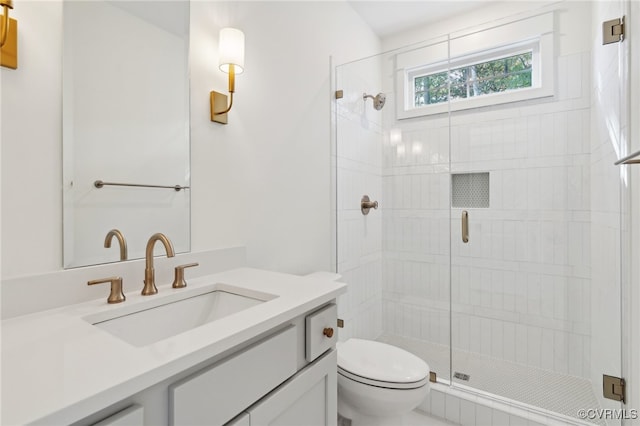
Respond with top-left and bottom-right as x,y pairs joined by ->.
305,304 -> 337,362
169,325 -> 297,425
92,405 -> 143,426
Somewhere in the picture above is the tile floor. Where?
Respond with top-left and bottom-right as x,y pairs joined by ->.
377,334 -> 603,425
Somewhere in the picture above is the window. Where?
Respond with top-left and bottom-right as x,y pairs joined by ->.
414,51 -> 533,107
394,11 -> 555,119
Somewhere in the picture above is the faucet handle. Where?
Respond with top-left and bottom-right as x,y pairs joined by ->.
88,276 -> 125,304
172,263 -> 199,288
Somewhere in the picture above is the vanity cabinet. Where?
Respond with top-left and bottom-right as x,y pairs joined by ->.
87,303 -> 338,426
245,349 -> 337,425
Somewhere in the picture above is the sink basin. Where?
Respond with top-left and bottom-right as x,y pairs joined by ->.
86,285 -> 274,346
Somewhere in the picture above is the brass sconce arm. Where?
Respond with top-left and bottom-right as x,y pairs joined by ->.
211,64 -> 237,123
0,0 -> 12,47
214,92 -> 234,115
0,0 -> 17,69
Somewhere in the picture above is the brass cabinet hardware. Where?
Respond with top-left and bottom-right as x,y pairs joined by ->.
104,229 -> 128,261
337,319 -> 344,328
361,195 -> 379,215
94,180 -> 189,192
142,233 -> 175,295
462,210 -> 469,243
335,90 -> 344,99
429,371 -> 437,383
172,262 -> 199,288
88,276 -> 125,304
323,327 -> 334,338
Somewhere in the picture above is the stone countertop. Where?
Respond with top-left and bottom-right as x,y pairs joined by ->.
1,267 -> 346,425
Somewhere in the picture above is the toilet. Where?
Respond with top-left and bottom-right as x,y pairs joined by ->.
302,272 -> 430,425
337,338 -> 430,426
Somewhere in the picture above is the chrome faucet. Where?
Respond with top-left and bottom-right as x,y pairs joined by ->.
142,233 -> 175,295
104,229 -> 128,261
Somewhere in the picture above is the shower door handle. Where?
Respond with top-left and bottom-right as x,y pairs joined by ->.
461,211 -> 469,243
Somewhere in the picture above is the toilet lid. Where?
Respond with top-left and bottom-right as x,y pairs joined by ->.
337,339 -> 429,384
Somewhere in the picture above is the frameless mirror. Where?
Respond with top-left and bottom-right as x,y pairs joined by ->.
62,1 -> 190,268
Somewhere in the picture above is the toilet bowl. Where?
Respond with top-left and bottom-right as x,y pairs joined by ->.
337,338 -> 430,426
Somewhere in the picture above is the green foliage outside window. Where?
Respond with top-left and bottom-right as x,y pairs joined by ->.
414,51 -> 533,107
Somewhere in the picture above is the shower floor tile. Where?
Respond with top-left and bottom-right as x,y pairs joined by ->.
377,334 -> 604,426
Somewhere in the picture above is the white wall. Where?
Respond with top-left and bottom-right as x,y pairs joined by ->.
381,1 -> 557,53
1,2 -> 380,279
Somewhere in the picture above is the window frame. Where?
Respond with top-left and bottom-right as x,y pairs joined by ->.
410,42 -> 537,108
395,12 -> 555,119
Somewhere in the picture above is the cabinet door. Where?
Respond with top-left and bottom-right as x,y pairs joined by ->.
170,326 -> 297,425
248,349 -> 337,426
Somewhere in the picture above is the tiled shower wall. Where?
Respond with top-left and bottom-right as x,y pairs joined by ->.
380,2 -> 596,379
335,58 -> 384,341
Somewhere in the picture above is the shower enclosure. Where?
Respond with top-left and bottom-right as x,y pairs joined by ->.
334,1 -> 630,424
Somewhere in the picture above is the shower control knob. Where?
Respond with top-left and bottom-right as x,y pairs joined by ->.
323,327 -> 334,338
361,195 -> 379,215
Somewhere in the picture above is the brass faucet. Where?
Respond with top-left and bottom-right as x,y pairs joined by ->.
142,233 -> 175,295
104,229 -> 128,261
88,276 -> 126,304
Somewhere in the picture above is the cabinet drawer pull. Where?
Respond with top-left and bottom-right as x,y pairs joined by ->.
323,327 -> 334,338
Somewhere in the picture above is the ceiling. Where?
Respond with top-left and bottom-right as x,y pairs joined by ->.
347,1 -> 496,38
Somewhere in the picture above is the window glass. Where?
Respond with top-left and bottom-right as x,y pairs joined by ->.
414,51 -> 533,107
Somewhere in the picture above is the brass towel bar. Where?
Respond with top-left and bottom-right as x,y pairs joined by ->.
94,180 -> 190,192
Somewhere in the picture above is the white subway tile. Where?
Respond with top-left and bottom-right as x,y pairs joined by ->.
476,404 -> 493,426
445,394 -> 461,424
430,390 -> 446,419
492,409 -> 510,426
540,328 -> 554,370
459,398 -> 476,426
509,414 -> 529,426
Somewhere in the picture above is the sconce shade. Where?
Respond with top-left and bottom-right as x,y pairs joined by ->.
218,28 -> 244,74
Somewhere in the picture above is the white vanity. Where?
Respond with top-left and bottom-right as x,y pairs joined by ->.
1,268 -> 346,425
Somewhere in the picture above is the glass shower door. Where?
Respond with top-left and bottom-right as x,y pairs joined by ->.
448,7 -> 625,422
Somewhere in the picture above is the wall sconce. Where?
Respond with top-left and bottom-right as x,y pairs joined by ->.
210,28 -> 245,125
0,0 -> 17,69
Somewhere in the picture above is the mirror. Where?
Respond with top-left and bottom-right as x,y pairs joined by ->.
62,1 -> 190,268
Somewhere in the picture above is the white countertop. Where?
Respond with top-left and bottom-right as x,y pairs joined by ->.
1,267 -> 346,425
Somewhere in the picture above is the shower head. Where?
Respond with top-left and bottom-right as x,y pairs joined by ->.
363,92 -> 386,110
